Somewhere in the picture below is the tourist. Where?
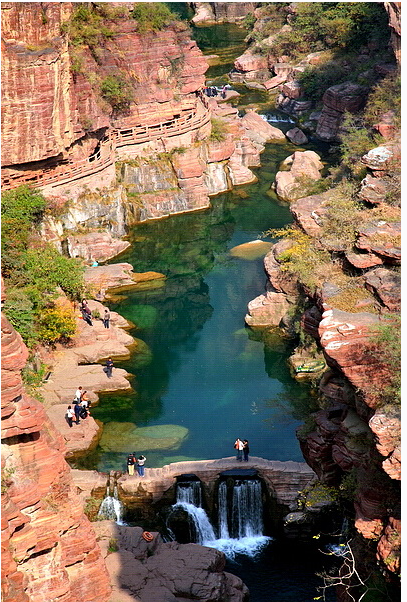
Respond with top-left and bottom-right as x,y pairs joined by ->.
211,86 -> 218,97
137,455 -> 146,477
81,299 -> 93,326
243,439 -> 250,462
74,386 -> 83,403
127,454 -> 135,476
80,390 -> 89,408
221,85 -> 227,99
105,357 -> 114,378
103,309 -> 110,329
234,438 -> 244,461
65,405 -> 75,428
90,258 -> 99,267
74,400 -> 82,424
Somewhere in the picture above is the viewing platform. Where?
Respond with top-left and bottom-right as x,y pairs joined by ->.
1,97 -> 211,191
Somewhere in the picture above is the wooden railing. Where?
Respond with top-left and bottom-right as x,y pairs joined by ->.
1,100 -> 211,191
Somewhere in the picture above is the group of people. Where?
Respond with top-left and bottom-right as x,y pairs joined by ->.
234,438 -> 250,462
80,299 -> 111,329
202,85 -> 227,99
127,453 -> 147,477
65,386 -> 91,427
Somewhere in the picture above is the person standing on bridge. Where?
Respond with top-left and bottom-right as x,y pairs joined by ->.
243,439 -> 250,462
234,438 -> 244,461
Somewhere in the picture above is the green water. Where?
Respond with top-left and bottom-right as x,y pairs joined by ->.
74,137 -> 323,472
72,20 -> 329,474
192,21 -> 248,80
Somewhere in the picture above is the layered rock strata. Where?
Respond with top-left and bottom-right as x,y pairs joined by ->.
1,293 -> 111,602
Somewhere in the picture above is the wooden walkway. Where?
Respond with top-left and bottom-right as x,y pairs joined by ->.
1,98 -> 211,191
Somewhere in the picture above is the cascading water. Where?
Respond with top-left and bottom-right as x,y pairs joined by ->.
97,484 -> 124,524
260,112 -> 296,124
170,478 -> 271,560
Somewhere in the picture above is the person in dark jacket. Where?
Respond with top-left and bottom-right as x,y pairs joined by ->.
103,309 -> 110,329
243,439 -> 250,462
74,400 -> 82,424
127,454 -> 135,475
105,357 -> 114,378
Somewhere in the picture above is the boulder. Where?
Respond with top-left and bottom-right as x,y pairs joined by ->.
99,422 -> 189,453
359,173 -> 390,205
318,308 -> 388,407
316,82 -> 368,141
286,127 -> 308,145
364,267 -> 401,312
281,80 -> 303,99
361,144 -> 401,173
275,151 -> 323,201
245,289 -> 293,328
356,221 -> 401,264
241,110 -> 286,143
234,52 -> 269,73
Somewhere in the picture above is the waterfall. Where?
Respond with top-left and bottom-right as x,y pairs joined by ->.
218,481 -> 229,539
232,479 -> 264,539
260,112 -> 296,124
170,477 -> 271,560
97,484 -> 124,524
177,480 -> 202,507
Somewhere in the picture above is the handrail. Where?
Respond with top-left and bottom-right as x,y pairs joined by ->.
1,100 -> 211,190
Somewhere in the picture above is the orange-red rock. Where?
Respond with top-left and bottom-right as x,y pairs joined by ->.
1,306 -> 111,601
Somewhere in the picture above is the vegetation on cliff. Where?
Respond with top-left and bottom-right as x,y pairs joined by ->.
2,186 -> 84,347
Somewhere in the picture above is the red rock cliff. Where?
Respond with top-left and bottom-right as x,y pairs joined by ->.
1,2 -> 208,167
1,289 -> 111,602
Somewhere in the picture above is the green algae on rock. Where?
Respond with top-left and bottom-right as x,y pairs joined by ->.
99,422 -> 189,452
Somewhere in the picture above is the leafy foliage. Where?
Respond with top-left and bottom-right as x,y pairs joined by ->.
368,315 -> 401,407
61,4 -> 114,47
23,245 -> 85,299
338,112 -> 382,177
100,75 -> 134,112
1,185 -> 46,279
265,226 -> 331,291
363,70 -> 401,129
131,3 -> 176,33
1,186 -> 85,347
209,118 -> 227,142
36,306 -> 76,343
267,2 -> 391,60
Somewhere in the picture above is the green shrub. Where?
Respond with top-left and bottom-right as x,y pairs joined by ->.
108,537 -> 119,552
339,112 -> 382,177
131,3 -> 176,33
100,75 -> 134,112
37,306 -> 76,343
24,245 -> 85,300
2,288 -> 36,347
364,70 -> 401,129
1,186 -> 46,279
209,118 -> 227,142
368,315 -> 401,407
61,4 -> 113,47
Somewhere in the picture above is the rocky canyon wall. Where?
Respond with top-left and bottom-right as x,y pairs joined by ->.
1,287 -> 111,602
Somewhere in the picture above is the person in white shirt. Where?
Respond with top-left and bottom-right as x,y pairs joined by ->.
74,386 -> 83,402
234,438 -> 244,461
137,455 -> 146,477
65,405 -> 75,428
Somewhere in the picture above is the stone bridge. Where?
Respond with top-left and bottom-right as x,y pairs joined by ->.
72,456 -> 316,513
1,96 -> 211,191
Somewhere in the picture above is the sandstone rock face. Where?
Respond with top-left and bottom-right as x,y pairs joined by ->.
191,1 -> 256,24
361,144 -> 401,174
356,221 -> 401,264
1,3 -> 208,167
318,308 -> 385,405
364,267 -> 401,312
66,231 -> 130,263
1,307 -> 111,601
316,82 -> 368,141
275,151 -> 323,201
95,522 -> 249,602
241,110 -> 286,143
384,2 -> 401,63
